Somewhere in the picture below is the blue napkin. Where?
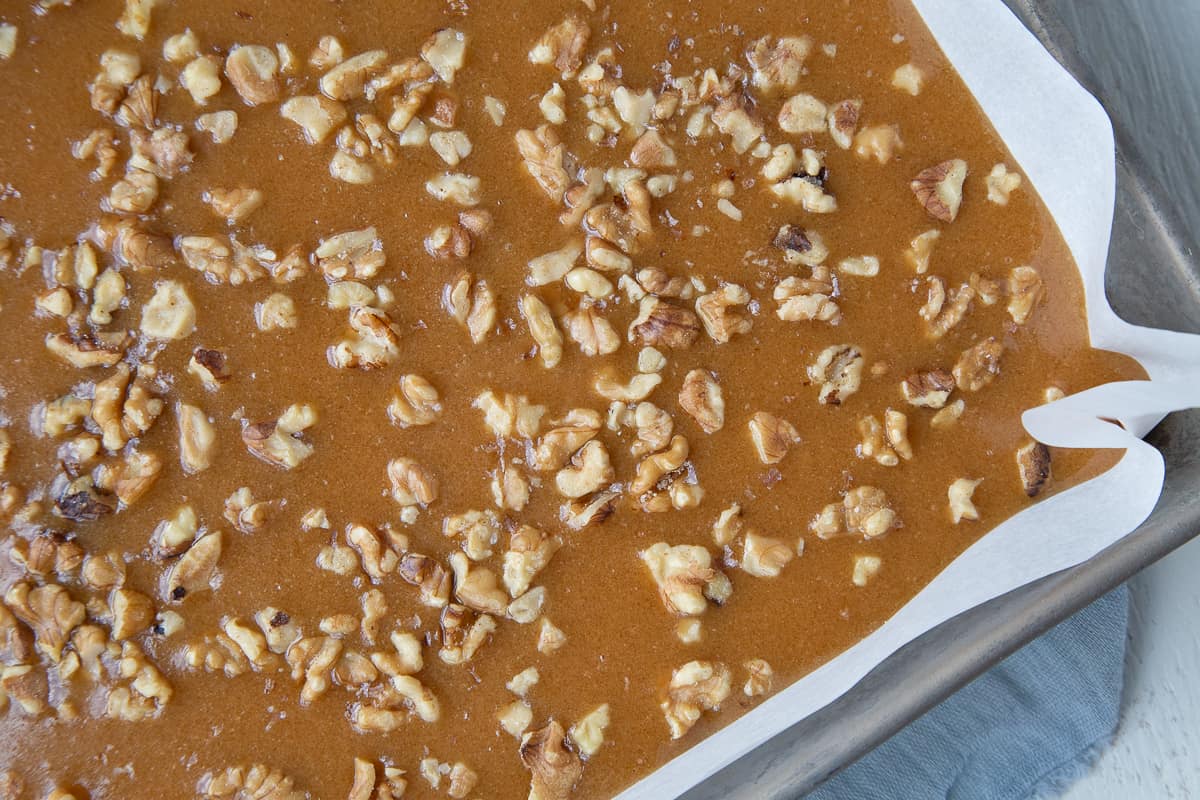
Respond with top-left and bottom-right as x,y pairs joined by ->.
806,586 -> 1129,800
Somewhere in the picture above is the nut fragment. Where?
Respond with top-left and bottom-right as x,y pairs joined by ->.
1007,266 -> 1044,325
177,403 -> 216,474
987,163 -> 1023,205
140,280 -> 196,340
953,337 -> 1004,392
629,296 -> 702,350
241,405 -> 316,469
852,555 -> 882,587
743,659 -> 774,697
741,531 -> 794,578
520,720 -> 584,800
843,486 -> 898,538
554,440 -> 613,499
661,660 -> 732,739
902,369 -> 956,409
695,284 -> 752,343
224,45 -> 280,105
4,582 -> 86,663
810,345 -> 865,405
387,375 -> 442,428
678,370 -> 724,434
748,412 -> 800,465
387,458 -> 439,509
444,272 -> 496,343
911,159 -> 968,223
948,478 -> 983,523
1016,441 -> 1052,497
165,530 -> 222,601
640,543 -> 731,617
569,704 -> 610,759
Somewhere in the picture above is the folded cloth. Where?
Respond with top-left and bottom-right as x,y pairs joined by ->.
805,586 -> 1129,800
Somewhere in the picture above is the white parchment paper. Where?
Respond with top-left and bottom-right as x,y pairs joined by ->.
619,1 -> 1200,797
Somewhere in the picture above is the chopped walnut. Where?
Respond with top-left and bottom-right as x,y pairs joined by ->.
345,524 -> 399,580
987,163 -> 1023,205
828,98 -> 862,149
224,45 -> 280,105
640,543 -> 732,617
695,284 -> 752,343
912,159 -> 968,223
629,296 -> 702,350
241,404 -> 316,469
741,531 -> 794,578
473,390 -> 545,439
426,172 -> 481,205
204,187 -> 263,223
778,93 -> 828,134
189,348 -> 230,390
554,440 -> 613,498
679,369 -> 724,433
176,402 -> 216,474
329,306 -> 401,369
810,345 -> 865,405
532,410 -> 602,471
384,375 -> 441,429
569,704 -> 610,760
164,530 -> 222,602
223,487 -> 273,534
662,660 -> 732,739
315,227 -> 384,280
438,604 -> 496,665
892,63 -> 925,95
499,701 -> 534,739
397,553 -> 452,608
1016,441 -> 1052,497
563,300 -> 621,356
520,720 -> 584,800
748,412 -> 800,465
748,35 -> 811,92
852,554 -> 883,587
199,764 -> 304,800
4,582 -> 86,663
387,457 -> 438,510
775,269 -> 840,323
902,369 -> 956,409
197,110 -> 239,143
743,658 -> 774,697
421,28 -> 467,84
444,271 -> 496,343
948,478 -> 983,523
905,228 -> 940,274
281,95 -> 347,144
953,337 -> 1004,392
1007,266 -> 1044,325
537,618 -> 568,654
529,15 -> 590,78
180,55 -> 223,104
843,486 -> 899,538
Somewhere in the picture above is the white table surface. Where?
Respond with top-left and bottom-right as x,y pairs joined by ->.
1058,535 -> 1200,798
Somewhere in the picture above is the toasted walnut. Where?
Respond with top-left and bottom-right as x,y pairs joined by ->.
176,402 -> 216,474
640,543 -> 731,617
778,92 -> 827,134
520,720 -> 584,800
922,278 -> 977,339
743,659 -> 774,697
188,348 -> 229,390
948,477 -> 983,523
44,330 -> 129,369
892,63 -> 925,95
315,227 -> 383,280
987,163 -> 1023,205
222,487 -> 273,534
386,375 -> 442,429
442,509 -> 500,563
1007,266 -> 1044,325
852,555 -> 883,587
532,410 -> 602,472
281,95 -> 347,144
567,704 -> 610,760
748,412 -> 800,465
151,506 -> 197,558
827,98 -> 862,149
554,440 -> 613,499
386,458 -> 438,511
844,486 -> 899,538
444,272 -> 496,343
180,55 -> 223,104
204,187 -> 263,223
630,434 -> 689,495
953,337 -> 1004,392
513,294 -> 564,368
473,391 -> 545,439
224,45 -> 280,105
4,582 -> 86,663
662,660 -> 732,739
396,553 -> 452,609
200,764 -> 304,800
741,531 -> 794,578
529,15 -> 590,78
912,159 -> 968,223
901,369 -> 955,409
329,306 -> 401,369
419,28 -> 467,84
1017,441 -> 1052,497
196,110 -> 239,143
678,370 -> 725,434
106,169 -> 159,215
931,398 -> 967,430
515,126 -> 569,202
448,552 -> 508,616
164,529 -> 222,602
439,604 -> 496,665
905,229 -> 940,274
527,239 -> 582,285
254,292 -> 298,331
775,269 -> 840,323
628,296 -> 701,350
343,524 -> 398,580
695,284 -> 752,343
241,404 -> 316,469
810,345 -> 864,405
748,35 -> 811,92
502,526 -> 561,599
559,300 -> 618,357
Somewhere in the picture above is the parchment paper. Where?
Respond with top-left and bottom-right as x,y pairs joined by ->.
619,1 -> 1200,796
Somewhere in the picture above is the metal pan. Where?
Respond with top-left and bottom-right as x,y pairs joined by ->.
684,2 -> 1200,797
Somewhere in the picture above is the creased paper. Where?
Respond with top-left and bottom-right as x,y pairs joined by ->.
619,1 -> 1200,797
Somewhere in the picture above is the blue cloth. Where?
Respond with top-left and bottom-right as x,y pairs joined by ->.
806,586 -> 1129,800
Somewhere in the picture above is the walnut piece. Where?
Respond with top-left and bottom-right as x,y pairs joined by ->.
911,159 -> 968,223
748,412 -> 800,464
678,369 -> 725,433
1017,441 -> 1052,497
1007,266 -> 1044,325
629,296 -> 702,350
902,369 -> 956,409
662,660 -> 732,739
953,337 -> 1004,392
948,478 -> 983,523
554,440 -> 613,499
741,531 -> 794,578
810,345 -> 865,405
695,284 -> 752,343
743,658 -> 774,697
387,375 -> 442,428
640,543 -> 732,617
224,45 -> 280,105
241,404 -> 316,469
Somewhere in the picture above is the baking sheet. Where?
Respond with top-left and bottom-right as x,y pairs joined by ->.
619,0 -> 1200,797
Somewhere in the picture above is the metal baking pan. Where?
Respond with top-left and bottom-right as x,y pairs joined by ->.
684,2 -> 1200,797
